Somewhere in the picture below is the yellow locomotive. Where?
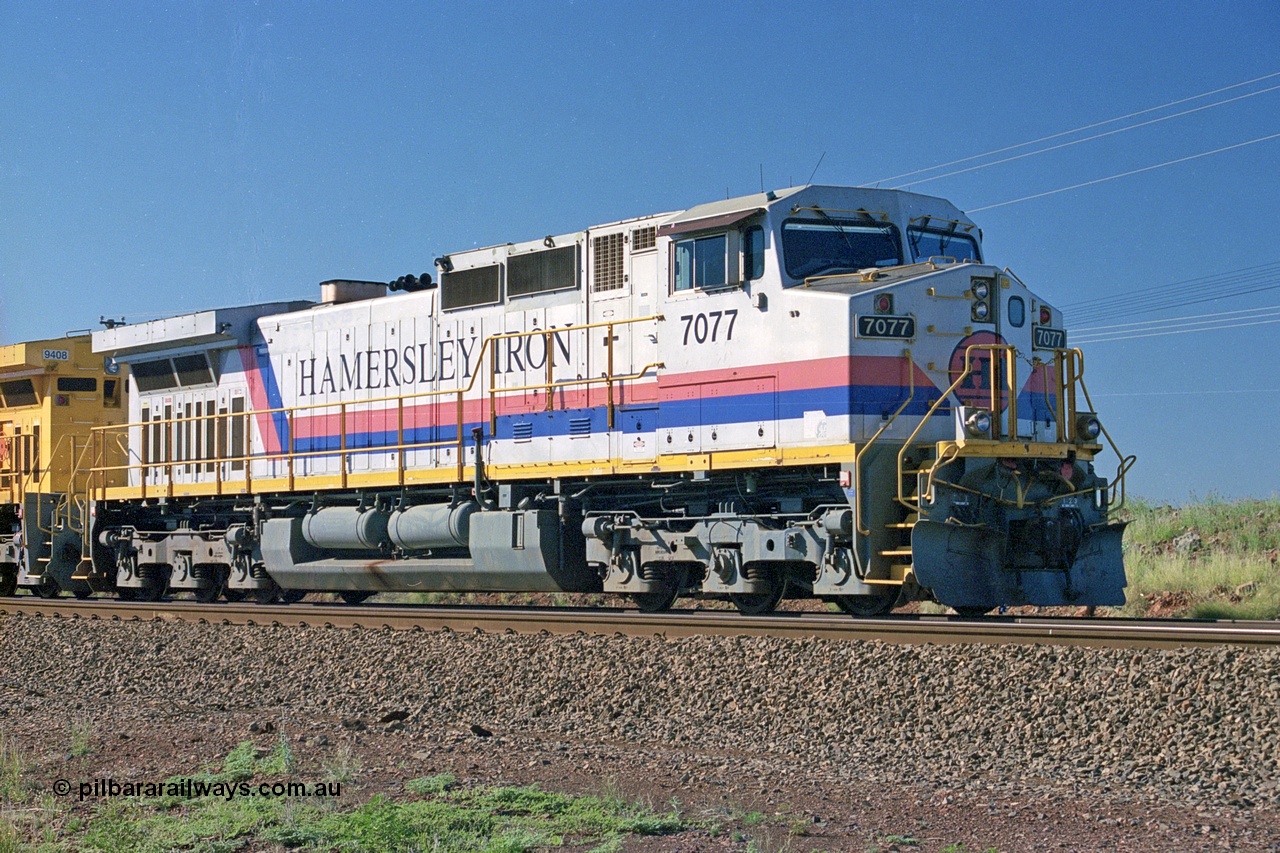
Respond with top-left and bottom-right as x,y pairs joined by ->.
0,336 -> 125,596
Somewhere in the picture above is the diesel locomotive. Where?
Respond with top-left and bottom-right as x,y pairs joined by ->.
1,185 -> 1132,614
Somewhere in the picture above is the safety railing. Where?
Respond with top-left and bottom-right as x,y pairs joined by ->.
82,314 -> 665,503
852,349 -> 915,536
485,316 -> 663,431
0,432 -> 40,506
896,342 -> 1016,512
894,344 -> 1133,517
1052,348 -> 1136,514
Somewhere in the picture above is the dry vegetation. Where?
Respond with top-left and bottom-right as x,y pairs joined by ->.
1117,496 -> 1280,619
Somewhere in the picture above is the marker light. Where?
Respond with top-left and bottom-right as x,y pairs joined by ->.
1040,306 -> 1052,325
874,293 -> 893,314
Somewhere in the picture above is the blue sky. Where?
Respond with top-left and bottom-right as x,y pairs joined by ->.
3,2 -> 1278,504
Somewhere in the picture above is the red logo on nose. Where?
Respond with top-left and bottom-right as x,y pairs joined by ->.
949,331 -> 1009,411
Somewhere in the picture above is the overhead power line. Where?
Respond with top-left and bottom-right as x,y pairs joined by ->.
890,83 -> 1280,189
1060,260 -> 1280,310
969,131 -> 1280,212
868,70 -> 1280,186
1074,303 -> 1280,334
1064,262 -> 1280,324
1072,307 -> 1280,345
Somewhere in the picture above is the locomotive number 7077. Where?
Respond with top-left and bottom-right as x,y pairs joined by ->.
680,310 -> 738,345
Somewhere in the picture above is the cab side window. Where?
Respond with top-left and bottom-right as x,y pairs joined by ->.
673,234 -> 727,292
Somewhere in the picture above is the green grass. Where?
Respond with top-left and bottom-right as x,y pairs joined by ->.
7,740 -> 685,852
68,720 -> 92,759
75,781 -> 684,853
0,739 -> 26,805
1118,496 -> 1280,618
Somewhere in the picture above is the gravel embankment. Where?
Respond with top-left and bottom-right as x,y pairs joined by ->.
2,614 -> 1276,812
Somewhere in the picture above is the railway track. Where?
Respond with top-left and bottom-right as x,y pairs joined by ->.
1,597 -> 1277,649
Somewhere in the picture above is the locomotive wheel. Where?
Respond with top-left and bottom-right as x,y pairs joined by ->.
952,605 -> 991,618
222,588 -> 247,603
631,566 -> 686,613
338,590 -> 374,605
279,589 -> 308,604
834,592 -> 898,618
251,580 -> 281,605
194,566 -> 228,603
0,571 -> 16,597
73,588 -> 94,600
116,587 -> 140,601
137,580 -> 168,602
32,575 -> 63,599
194,584 -> 222,603
730,576 -> 786,615
631,581 -> 679,613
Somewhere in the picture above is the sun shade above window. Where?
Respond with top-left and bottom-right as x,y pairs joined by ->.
658,207 -> 764,238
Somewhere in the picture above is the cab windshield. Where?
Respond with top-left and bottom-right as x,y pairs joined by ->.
907,225 -> 980,263
782,219 -> 903,281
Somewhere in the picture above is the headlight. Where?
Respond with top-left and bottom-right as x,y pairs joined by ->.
971,280 -> 990,300
965,409 -> 993,437
1076,414 -> 1102,441
972,301 -> 990,320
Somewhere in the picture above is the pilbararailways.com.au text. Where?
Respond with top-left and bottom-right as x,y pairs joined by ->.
54,778 -> 343,801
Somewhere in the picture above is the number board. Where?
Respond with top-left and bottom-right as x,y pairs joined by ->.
856,315 -> 916,340
1033,326 -> 1067,349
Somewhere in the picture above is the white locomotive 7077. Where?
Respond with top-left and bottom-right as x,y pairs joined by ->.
65,184 -> 1131,615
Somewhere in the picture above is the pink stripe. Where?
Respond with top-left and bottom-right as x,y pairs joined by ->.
286,354 -> 939,432
238,346 -> 281,454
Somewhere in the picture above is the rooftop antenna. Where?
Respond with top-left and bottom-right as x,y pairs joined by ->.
759,164 -> 764,193
807,151 -> 826,186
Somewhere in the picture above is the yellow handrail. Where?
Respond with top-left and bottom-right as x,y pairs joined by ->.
83,314 -> 666,499
895,343 -> 1015,511
1058,348 -> 1135,515
853,349 -> 915,536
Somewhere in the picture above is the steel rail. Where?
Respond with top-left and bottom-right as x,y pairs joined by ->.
1,598 -> 1277,649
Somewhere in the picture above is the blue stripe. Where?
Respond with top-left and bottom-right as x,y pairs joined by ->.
254,345 -> 291,450
287,384 -> 949,454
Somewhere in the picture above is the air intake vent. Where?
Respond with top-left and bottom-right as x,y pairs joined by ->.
592,233 -> 625,292
569,417 -> 592,437
512,422 -> 533,442
441,264 -> 502,311
509,245 -> 579,297
631,226 -> 656,251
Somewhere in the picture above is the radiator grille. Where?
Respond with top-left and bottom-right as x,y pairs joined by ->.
592,233 -> 625,292
508,245 -> 579,297
441,264 -> 502,310
631,226 -> 656,251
